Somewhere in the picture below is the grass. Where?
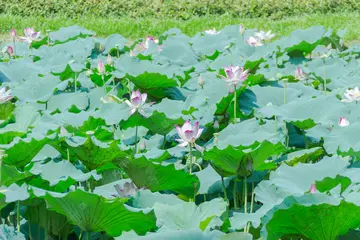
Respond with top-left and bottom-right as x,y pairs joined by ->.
0,12 -> 360,44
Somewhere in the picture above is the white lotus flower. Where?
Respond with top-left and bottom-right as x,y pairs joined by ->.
221,66 -> 249,92
198,75 -> 205,87
0,87 -> 13,103
254,30 -> 275,41
338,117 -> 349,127
107,54 -> 113,66
246,36 -> 263,47
175,121 -> 204,152
205,28 -> 220,35
341,87 -> 360,103
19,28 -> 41,44
125,90 -> 153,116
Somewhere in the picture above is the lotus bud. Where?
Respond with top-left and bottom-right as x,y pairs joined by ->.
246,157 -> 254,172
107,54 -> 113,66
139,140 -> 146,151
309,183 -> 317,193
10,28 -> 16,38
130,50 -> 136,57
338,117 -> 349,127
95,43 -> 105,53
59,126 -> 69,137
198,75 -> 205,87
239,24 -> 245,34
214,133 -> 219,146
86,130 -> 95,136
7,46 -> 14,56
213,120 -> 219,131
97,60 -> 105,75
85,69 -> 93,77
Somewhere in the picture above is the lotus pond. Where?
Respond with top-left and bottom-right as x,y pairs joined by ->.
0,24 -> 359,239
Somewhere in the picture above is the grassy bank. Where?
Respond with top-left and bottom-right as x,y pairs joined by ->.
0,12 -> 359,43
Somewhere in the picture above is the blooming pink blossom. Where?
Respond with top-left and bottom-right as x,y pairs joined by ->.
175,121 -> 204,152
246,36 -> 263,47
19,28 -> 41,44
220,66 -> 249,92
294,67 -> 306,81
125,90 -> 153,116
7,46 -> 14,56
309,183 -> 317,193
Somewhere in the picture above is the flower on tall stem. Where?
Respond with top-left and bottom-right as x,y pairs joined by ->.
341,87 -> 360,103
125,90 -> 153,116
19,28 -> 41,45
10,28 -> 16,39
0,87 -> 13,103
97,60 -> 106,75
139,36 -> 159,50
220,66 -> 249,93
175,121 -> 204,152
7,46 -> 14,57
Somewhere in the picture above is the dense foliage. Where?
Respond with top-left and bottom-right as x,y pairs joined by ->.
1,0 -> 359,20
0,24 -> 360,239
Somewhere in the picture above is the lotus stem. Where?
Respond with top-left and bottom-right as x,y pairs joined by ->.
16,201 -> 20,232
134,125 -> 138,154
204,193 -> 207,202
13,39 -> 16,57
116,46 -> 120,58
221,176 -> 228,202
283,79 -> 287,104
233,178 -> 238,209
188,144 -> 193,174
244,176 -> 248,233
323,58 -> 327,96
233,85 -> 237,123
102,75 -> 106,92
67,149 -> 70,161
194,162 -> 202,171
246,180 -> 255,232
74,72 -> 77,92
28,219 -> 32,239
162,134 -> 166,149
79,230 -> 83,239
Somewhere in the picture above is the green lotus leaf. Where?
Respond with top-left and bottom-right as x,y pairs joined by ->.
0,224 -> 26,240
117,229 -> 225,240
43,190 -> 156,236
58,136 -> 130,170
0,162 -> 32,187
121,156 -> 199,198
49,25 -> 95,43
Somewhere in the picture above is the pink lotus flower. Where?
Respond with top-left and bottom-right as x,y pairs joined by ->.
309,183 -> 317,193
10,28 -> 16,39
221,66 -> 249,91
175,121 -> 204,152
246,36 -> 263,47
239,24 -> 245,34
205,28 -> 220,35
0,87 -> 13,103
338,117 -> 349,127
114,182 -> 138,198
97,60 -> 105,75
7,46 -> 14,56
125,90 -> 153,116
19,28 -> 41,44
294,67 -> 306,81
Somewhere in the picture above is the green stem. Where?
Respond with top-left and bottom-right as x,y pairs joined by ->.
233,85 -> 237,123
13,39 -> 16,57
284,121 -> 289,149
162,134 -> 167,149
102,75 -> 106,92
233,179 -> 238,209
246,180 -> 255,232
67,148 -> 70,161
204,193 -> 207,202
283,80 -> 287,104
323,59 -> 327,96
221,177 -> 228,202
189,144 -> 193,174
28,218 -> 32,239
79,230 -> 83,240
16,201 -> 20,232
244,176 -> 248,232
116,46 -> 120,58
74,72 -> 77,92
134,125 -> 138,154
